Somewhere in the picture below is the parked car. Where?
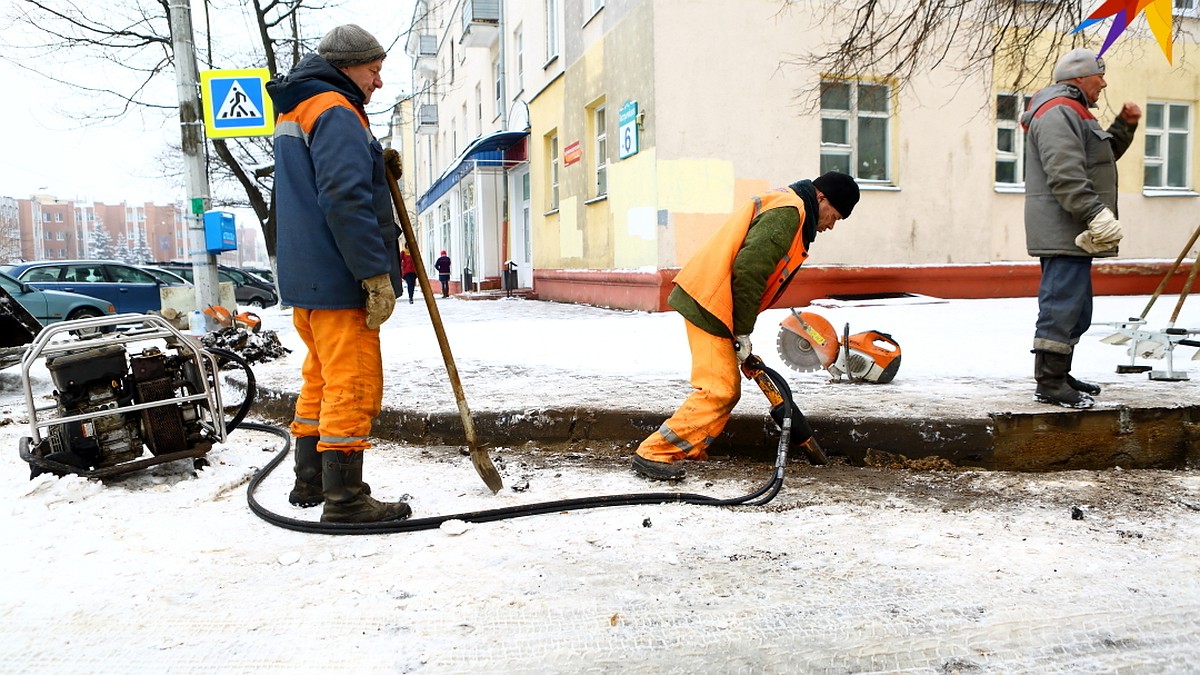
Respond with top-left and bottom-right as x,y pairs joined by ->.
141,266 -> 193,287
241,266 -> 275,284
0,269 -> 116,327
2,260 -> 189,315
153,262 -> 278,308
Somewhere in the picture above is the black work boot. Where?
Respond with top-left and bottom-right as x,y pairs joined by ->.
320,450 -> 411,523
632,454 -> 685,481
288,436 -> 323,507
1034,350 -> 1095,409
1065,350 -> 1102,396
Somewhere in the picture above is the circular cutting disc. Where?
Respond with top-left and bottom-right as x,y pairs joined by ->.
777,328 -> 827,372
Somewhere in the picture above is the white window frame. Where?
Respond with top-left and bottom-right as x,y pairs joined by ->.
592,104 -> 608,198
545,0 -> 560,63
548,133 -> 560,211
514,28 -> 524,94
819,79 -> 892,183
995,92 -> 1032,187
1144,100 -> 1192,190
493,60 -> 502,120
1174,0 -> 1199,18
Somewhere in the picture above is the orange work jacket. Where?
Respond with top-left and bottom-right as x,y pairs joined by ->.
673,188 -> 809,335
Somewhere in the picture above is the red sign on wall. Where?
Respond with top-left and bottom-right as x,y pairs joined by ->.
563,140 -> 582,166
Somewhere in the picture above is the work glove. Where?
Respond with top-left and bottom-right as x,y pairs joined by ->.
734,335 -> 753,363
383,147 -> 402,178
361,273 -> 396,329
1075,208 -> 1122,254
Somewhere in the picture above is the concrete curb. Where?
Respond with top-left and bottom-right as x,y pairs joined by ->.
249,384 -> 1200,471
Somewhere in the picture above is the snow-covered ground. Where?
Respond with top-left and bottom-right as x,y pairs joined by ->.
1,292 -> 1198,672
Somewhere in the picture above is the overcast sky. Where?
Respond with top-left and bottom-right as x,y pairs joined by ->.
0,1 -> 416,206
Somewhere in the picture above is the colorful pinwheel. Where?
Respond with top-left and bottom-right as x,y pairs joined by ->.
1072,0 -> 1174,64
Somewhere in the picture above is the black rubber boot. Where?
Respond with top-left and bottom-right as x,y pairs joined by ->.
288,436 -> 323,507
320,450 -> 411,523
632,454 -> 685,481
1065,350 -> 1102,396
1034,350 -> 1095,409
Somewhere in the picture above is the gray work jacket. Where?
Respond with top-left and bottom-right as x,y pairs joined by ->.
1021,83 -> 1137,258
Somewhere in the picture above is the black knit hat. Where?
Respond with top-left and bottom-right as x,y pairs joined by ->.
318,24 -> 387,67
812,171 -> 860,218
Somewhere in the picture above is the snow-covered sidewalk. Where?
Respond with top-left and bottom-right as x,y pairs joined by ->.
1,293 -> 1198,672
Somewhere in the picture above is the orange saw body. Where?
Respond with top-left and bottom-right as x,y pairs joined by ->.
777,309 -> 901,384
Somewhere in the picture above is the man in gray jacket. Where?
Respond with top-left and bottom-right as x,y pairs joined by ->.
1021,48 -> 1141,408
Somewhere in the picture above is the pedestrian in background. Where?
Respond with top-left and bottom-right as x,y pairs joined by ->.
400,247 -> 418,304
632,172 -> 860,481
435,250 -> 452,298
1021,48 -> 1141,409
267,23 -> 411,523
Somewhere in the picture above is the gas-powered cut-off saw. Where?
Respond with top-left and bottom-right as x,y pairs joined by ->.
776,309 -> 901,383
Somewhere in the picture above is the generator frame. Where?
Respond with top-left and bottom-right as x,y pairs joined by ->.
18,313 -> 228,479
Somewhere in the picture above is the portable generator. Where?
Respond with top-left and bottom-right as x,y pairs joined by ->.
17,314 -> 234,479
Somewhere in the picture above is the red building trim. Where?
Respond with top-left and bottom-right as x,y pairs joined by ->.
533,261 -> 1193,312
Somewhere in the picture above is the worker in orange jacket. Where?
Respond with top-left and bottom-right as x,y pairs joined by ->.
633,172 -> 860,480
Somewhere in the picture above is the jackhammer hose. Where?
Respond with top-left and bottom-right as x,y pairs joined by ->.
239,361 -> 802,535
205,347 -> 255,434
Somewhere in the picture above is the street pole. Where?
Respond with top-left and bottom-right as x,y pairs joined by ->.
168,0 -> 220,326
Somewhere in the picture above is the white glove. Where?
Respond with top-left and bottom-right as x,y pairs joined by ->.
1075,208 -> 1122,253
734,335 -> 752,363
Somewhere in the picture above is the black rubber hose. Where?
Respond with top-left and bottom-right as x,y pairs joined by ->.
204,347 -> 256,434
238,360 -> 801,535
240,421 -> 786,535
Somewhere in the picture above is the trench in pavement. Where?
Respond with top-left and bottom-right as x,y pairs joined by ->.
248,384 -> 1200,472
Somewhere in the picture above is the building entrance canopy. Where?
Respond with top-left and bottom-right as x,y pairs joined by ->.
416,130 -> 529,213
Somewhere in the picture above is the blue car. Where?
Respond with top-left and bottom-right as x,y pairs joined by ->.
0,269 -> 115,326
2,260 -> 190,315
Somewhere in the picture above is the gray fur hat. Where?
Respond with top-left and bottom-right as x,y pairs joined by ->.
318,24 -> 386,67
1053,49 -> 1105,82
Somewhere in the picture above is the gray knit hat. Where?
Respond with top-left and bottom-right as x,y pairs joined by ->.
318,24 -> 386,67
1053,48 -> 1105,82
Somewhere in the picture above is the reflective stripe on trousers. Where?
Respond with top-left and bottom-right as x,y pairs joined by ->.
636,319 -> 741,463
290,307 -> 383,453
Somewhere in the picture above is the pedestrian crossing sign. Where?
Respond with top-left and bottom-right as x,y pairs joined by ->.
200,68 -> 275,138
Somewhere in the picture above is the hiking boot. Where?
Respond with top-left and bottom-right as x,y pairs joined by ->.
320,450 -> 411,523
632,454 -> 685,481
1034,350 -> 1094,409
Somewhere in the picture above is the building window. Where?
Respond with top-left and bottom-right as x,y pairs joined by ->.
475,84 -> 483,136
592,104 -> 608,197
493,60 -> 503,117
1175,0 -> 1199,17
438,203 -> 451,257
514,28 -> 524,93
1144,101 -> 1191,189
548,133 -> 560,210
545,0 -> 560,62
996,93 -> 1031,185
820,79 -> 891,182
55,213 -> 63,222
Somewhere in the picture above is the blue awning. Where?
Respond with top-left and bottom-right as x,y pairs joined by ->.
416,129 -> 529,213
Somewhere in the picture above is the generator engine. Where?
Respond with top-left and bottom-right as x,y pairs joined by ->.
39,342 -> 212,473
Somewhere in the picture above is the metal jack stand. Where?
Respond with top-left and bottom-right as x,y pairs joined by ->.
1099,223 -> 1200,381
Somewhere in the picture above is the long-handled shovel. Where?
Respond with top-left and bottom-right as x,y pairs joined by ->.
1101,222 -> 1200,345
383,155 -> 503,494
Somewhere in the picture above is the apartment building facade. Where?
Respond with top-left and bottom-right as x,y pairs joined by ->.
6,195 -> 187,265
402,0 -> 1200,310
